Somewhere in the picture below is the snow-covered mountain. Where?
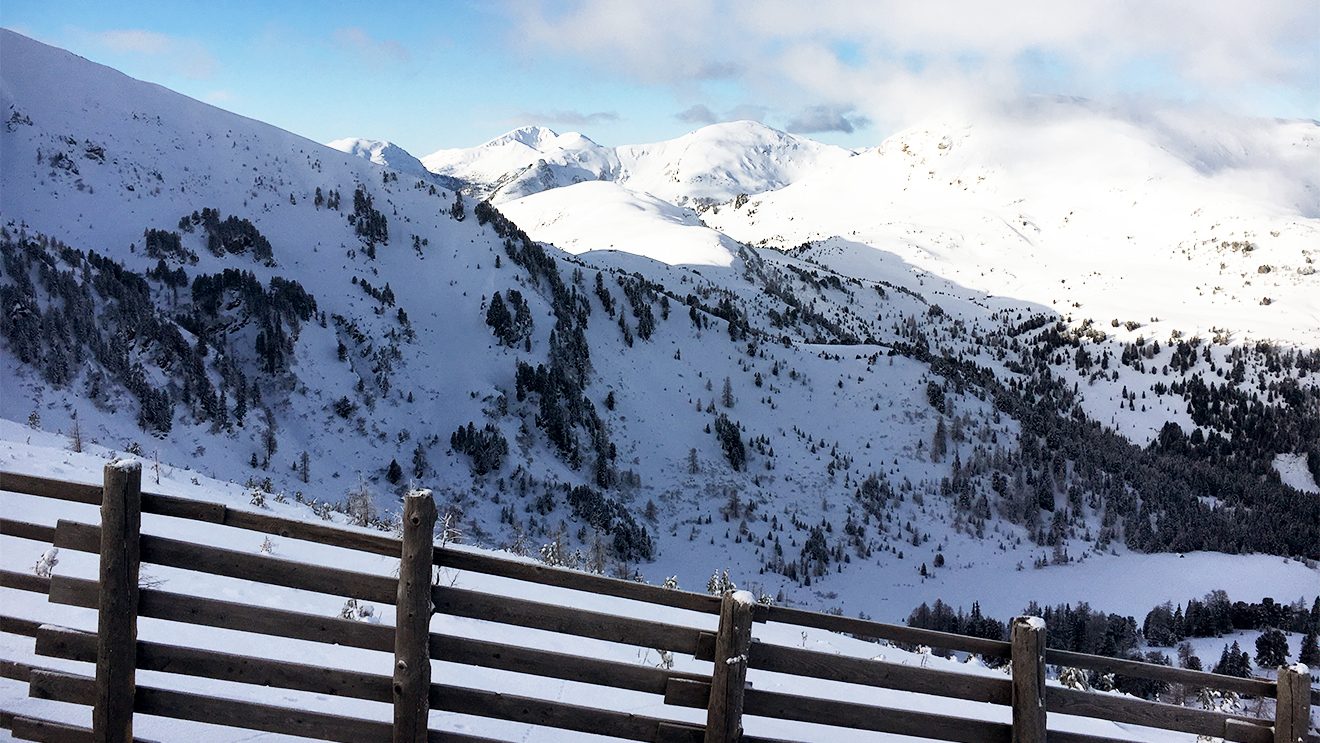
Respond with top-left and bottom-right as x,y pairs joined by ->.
704,102 -> 1320,346
325,137 -> 451,186
611,120 -> 855,206
2,28 -> 1318,629
422,125 -> 618,203
419,120 -> 854,206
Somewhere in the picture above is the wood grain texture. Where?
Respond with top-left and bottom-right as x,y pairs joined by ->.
705,592 -> 753,743
95,461 -> 141,743
438,546 -> 721,615
1010,616 -> 1046,743
434,586 -> 702,653
394,490 -> 437,743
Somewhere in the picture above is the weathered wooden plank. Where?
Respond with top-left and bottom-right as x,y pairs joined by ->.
95,459 -> 141,743
1048,685 -> 1270,742
0,470 -> 398,555
1048,731 -> 1148,743
432,683 -> 703,742
0,614 -> 43,637
34,624 -> 391,704
705,591 -> 754,743
0,518 -> 55,544
53,520 -> 397,604
29,669 -> 393,743
434,586 -> 703,654
425,732 -> 513,743
743,687 -> 1012,743
395,489 -> 437,743
47,575 -> 395,653
1011,616 -> 1046,743
1222,719 -> 1278,743
1046,648 -> 1275,698
1,658 -> 36,682
7,716 -> 161,743
140,493 -> 225,523
437,546 -> 721,615
222,506 -> 399,556
1275,664 -> 1311,743
0,471 -> 101,504
0,570 -> 50,595
746,639 -> 1012,705
432,632 -> 708,695
757,603 -> 1012,659
664,677 -> 710,709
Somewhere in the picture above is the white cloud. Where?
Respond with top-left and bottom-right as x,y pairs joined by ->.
784,105 -> 870,134
517,109 -> 619,126
86,29 -> 217,79
500,1 -> 1320,129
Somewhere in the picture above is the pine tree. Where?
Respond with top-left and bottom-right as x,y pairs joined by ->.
721,376 -> 734,408
386,458 -> 403,485
930,416 -> 948,462
1254,628 -> 1289,668
1299,629 -> 1319,666
411,443 -> 428,479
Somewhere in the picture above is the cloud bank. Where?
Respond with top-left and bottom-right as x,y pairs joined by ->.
503,1 -> 1320,130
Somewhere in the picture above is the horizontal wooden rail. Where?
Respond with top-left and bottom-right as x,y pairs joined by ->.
1047,686 -> 1270,743
0,517 -> 56,544
6,715 -> 160,743
35,624 -> 392,704
436,586 -> 705,654
742,686 -> 1011,743
0,614 -> 43,638
29,668 -> 393,743
1045,648 -> 1276,699
757,603 -> 1013,659
0,569 -> 51,595
0,471 -> 399,555
47,575 -> 396,652
52,519 -> 397,604
438,546 -> 721,615
737,639 -> 1012,705
432,683 -> 704,742
435,632 -> 709,696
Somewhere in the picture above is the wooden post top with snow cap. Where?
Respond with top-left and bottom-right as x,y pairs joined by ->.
1011,615 -> 1047,743
393,488 -> 436,743
1274,663 -> 1311,743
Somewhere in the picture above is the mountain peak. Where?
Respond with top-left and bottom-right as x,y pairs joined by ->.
485,125 -> 565,150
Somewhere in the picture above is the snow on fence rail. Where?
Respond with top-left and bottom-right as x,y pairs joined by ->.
0,466 -> 1315,743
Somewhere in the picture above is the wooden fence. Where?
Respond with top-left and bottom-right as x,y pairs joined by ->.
0,465 -> 1315,743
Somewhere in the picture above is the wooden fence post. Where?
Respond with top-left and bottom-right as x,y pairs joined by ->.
705,590 -> 754,743
1275,663 -> 1311,743
94,459 -> 142,743
393,489 -> 436,743
1011,615 -> 1047,743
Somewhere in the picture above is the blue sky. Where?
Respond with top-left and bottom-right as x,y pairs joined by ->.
3,1 -> 1316,155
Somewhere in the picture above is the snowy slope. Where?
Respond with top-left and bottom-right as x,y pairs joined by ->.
704,101 -> 1320,345
498,181 -> 740,266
